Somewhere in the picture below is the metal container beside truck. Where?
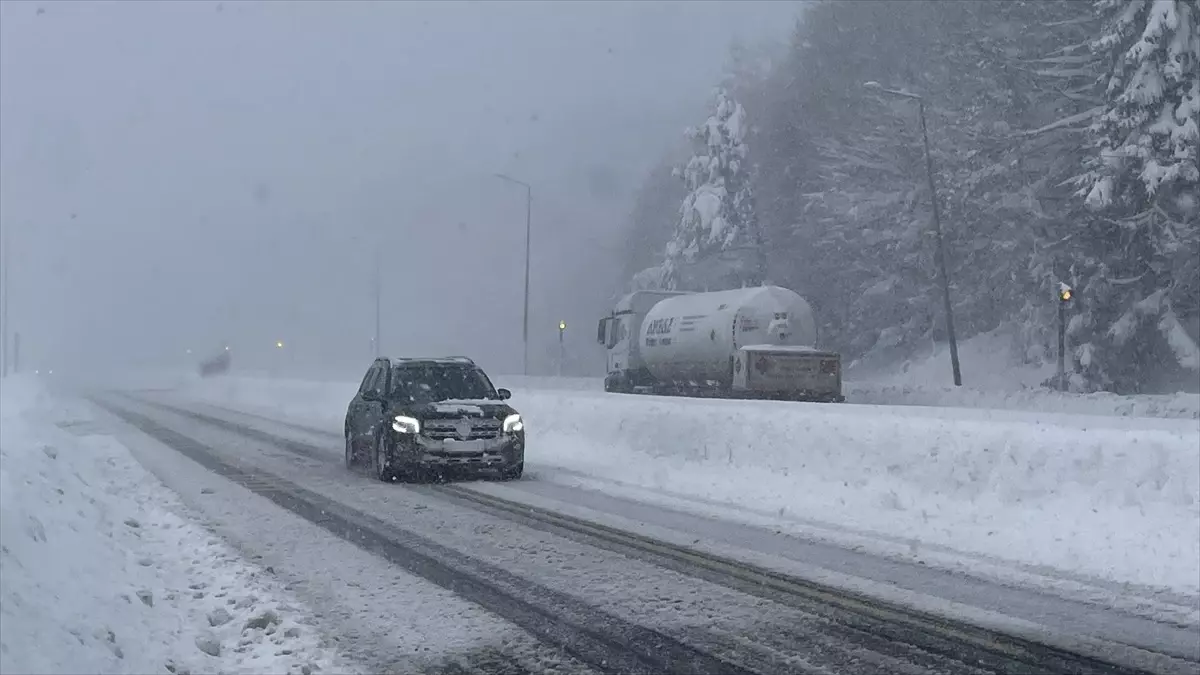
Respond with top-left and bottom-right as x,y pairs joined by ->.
596,285 -> 844,402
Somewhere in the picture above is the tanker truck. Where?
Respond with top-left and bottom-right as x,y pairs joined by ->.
596,285 -> 844,402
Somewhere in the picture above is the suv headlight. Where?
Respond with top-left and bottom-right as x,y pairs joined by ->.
392,415 -> 420,434
502,413 -> 524,433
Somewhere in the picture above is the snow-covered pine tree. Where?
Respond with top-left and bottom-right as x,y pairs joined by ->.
1081,0 -> 1199,213
661,88 -> 766,291
1069,0 -> 1200,392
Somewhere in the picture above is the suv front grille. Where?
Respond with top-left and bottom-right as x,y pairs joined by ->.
423,418 -> 502,441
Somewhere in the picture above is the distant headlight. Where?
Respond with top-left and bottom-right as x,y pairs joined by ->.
502,413 -> 523,433
392,415 -> 420,434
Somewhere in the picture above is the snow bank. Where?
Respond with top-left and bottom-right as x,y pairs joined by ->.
0,376 -> 353,675
491,374 -> 1200,421
487,330 -> 1200,419
850,329 -> 1058,391
847,381 -> 1200,419
492,373 -> 1200,420
847,330 -> 1200,419
179,375 -> 1200,596
518,390 -> 1200,594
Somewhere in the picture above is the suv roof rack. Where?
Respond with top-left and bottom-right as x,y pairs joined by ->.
389,356 -> 476,366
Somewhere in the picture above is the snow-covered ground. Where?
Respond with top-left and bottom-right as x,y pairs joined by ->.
490,332 -> 1200,419
846,329 -> 1200,419
0,376 -> 355,675
520,330 -> 1200,419
103,329 -> 1199,418
177,371 -> 1200,604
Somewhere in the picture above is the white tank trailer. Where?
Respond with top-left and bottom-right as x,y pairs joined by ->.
596,285 -> 844,402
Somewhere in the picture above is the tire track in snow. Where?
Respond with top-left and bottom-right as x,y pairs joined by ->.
95,397 -> 760,675
120,395 -> 1198,675
191,398 -> 1200,619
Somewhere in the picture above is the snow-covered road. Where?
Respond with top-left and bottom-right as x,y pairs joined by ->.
0,378 -> 355,675
6,373 -> 1199,674
137,392 -> 1200,665
92,392 -> 1053,675
116,386 -> 1200,670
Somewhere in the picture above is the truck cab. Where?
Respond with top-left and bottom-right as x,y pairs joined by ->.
596,290 -> 687,393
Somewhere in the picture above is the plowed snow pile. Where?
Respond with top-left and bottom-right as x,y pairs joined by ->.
520,389 -> 1200,594
0,377 -> 354,675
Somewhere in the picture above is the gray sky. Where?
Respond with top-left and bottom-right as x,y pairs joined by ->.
0,0 -> 797,379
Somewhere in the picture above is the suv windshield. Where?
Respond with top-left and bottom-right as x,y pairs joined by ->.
390,364 -> 498,403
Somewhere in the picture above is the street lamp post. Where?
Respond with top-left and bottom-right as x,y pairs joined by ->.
864,82 -> 962,387
372,246 -> 381,358
1,224 -> 9,372
557,320 -> 566,377
494,173 -> 532,376
1,227 -> 8,378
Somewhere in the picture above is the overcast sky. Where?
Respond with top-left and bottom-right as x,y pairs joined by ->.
0,0 -> 798,379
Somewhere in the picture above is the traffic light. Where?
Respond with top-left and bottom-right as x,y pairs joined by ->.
1055,282 -> 1073,392
1058,283 -> 1073,303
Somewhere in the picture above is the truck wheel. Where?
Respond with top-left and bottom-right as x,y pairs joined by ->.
605,374 -> 631,394
373,432 -> 393,482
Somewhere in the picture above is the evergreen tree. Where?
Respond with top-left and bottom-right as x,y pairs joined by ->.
1080,0 -> 1199,214
616,0 -> 1199,393
662,89 -> 765,291
1069,0 -> 1200,391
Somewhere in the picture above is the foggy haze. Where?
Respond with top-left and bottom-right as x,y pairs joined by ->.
0,0 -> 797,379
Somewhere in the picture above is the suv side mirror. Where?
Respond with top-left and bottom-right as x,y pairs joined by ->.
496,388 -> 512,400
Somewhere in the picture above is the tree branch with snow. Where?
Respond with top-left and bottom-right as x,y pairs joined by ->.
662,89 -> 766,291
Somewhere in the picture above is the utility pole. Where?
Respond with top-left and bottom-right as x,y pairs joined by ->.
373,246 -> 381,358
2,227 -> 9,378
557,320 -> 566,377
524,186 -> 531,373
1057,283 -> 1074,391
495,173 -> 532,376
864,82 -> 962,386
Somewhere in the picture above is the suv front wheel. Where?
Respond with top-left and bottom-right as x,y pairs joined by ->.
344,431 -> 356,469
373,431 -> 394,482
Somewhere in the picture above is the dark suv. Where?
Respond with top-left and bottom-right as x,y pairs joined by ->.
344,356 -> 524,482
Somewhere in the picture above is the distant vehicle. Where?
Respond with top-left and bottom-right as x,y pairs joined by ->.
344,356 -> 525,482
198,347 -> 231,377
597,285 -> 844,402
